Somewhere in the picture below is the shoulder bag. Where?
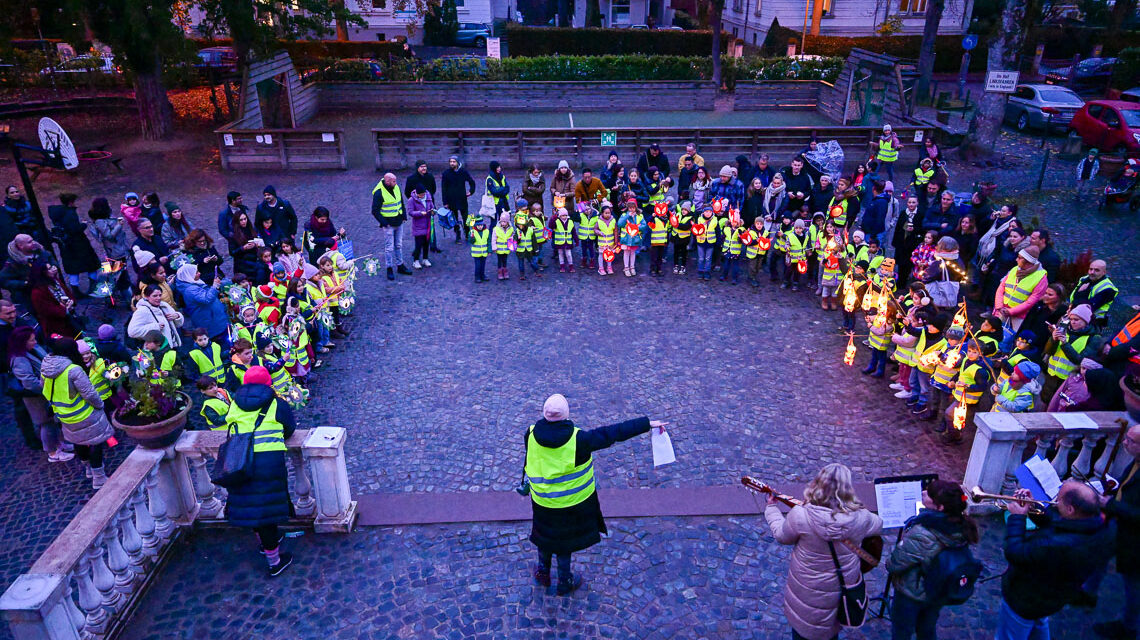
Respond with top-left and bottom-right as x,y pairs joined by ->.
212,406 -> 269,489
828,540 -> 868,628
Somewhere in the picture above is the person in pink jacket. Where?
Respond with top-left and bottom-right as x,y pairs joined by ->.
993,245 -> 1049,331
120,192 -> 143,235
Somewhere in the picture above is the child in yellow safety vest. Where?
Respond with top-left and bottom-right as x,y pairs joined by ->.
863,305 -> 894,378
78,340 -> 117,420
742,215 -> 770,287
513,212 -> 542,280
991,360 -> 1040,414
317,255 -> 349,337
491,212 -> 515,281
693,207 -> 719,280
280,308 -> 313,381
576,204 -> 598,270
529,203 -> 549,269
719,215 -> 744,284
138,330 -> 179,384
188,328 -> 228,388
647,205 -> 671,277
818,222 -> 844,309
905,308 -> 946,415
595,204 -> 618,276
939,339 -> 991,445
197,376 -> 232,430
469,216 -> 490,283
919,327 -> 964,424
228,338 -> 260,388
671,201 -> 694,275
257,335 -> 295,401
552,208 -> 576,273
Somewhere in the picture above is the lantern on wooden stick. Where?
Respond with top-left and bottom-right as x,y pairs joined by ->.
843,335 -> 856,366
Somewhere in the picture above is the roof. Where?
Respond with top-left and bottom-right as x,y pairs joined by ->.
1087,99 -> 1140,109
1018,83 -> 1078,91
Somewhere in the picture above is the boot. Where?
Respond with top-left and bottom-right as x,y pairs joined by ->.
387,267 -> 395,281
91,466 -> 108,490
534,565 -> 551,587
397,265 -> 413,276
567,264 -> 575,273
556,573 -> 583,596
606,263 -> 614,275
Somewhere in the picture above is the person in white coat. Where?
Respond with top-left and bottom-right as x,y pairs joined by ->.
128,284 -> 184,348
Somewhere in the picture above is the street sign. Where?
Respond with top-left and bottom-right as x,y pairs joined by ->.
393,9 -> 417,23
600,131 -> 617,146
486,37 -> 501,59
962,34 -> 978,51
984,71 -> 1020,93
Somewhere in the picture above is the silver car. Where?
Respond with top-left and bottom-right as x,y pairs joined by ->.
1003,83 -> 1085,131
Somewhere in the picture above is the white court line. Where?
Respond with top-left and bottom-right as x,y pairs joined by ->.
568,112 -> 574,128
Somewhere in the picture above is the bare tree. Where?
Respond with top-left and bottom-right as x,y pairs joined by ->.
915,0 -> 945,102
962,0 -> 1029,156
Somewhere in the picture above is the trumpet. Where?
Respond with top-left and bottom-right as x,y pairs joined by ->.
970,486 -> 1056,515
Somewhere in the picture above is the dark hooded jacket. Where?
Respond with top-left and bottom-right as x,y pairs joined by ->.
525,416 -> 650,554
223,383 -> 297,528
441,157 -> 476,210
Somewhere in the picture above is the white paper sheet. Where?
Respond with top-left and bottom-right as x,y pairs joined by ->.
651,429 -> 675,467
875,480 -> 924,529
1024,455 -> 1063,499
1054,413 -> 1098,430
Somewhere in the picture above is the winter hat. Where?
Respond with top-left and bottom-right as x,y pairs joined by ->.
263,185 -> 277,197
515,198 -> 528,209
558,160 -> 570,171
719,165 -> 733,178
792,220 -> 806,230
1089,148 -> 1099,156
133,248 -> 156,268
272,263 -> 286,277
884,180 -> 895,193
1070,304 -> 1093,324
164,201 -> 180,215
415,160 -> 427,169
883,124 -> 892,132
243,365 -> 271,387
543,394 -> 569,421
255,334 -> 273,351
680,200 -> 692,211
125,192 -> 139,202
946,327 -> 966,341
854,259 -> 870,271
77,340 -> 91,355
1080,358 -> 1104,371
1018,246 -> 1041,264
97,324 -> 116,340
1013,360 -> 1041,381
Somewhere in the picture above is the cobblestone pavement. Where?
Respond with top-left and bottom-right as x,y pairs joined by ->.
0,122 -> 1135,639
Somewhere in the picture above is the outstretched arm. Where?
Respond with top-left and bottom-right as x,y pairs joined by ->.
577,416 -> 660,455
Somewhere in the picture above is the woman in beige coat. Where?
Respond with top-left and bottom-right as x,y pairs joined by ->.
765,463 -> 883,640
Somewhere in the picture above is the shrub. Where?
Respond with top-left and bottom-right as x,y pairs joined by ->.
1113,47 -> 1140,90
192,38 -> 411,68
504,23 -> 726,57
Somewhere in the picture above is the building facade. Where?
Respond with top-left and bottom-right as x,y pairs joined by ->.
343,0 -> 510,44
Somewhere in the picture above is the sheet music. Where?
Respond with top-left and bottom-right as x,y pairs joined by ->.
875,480 -> 924,529
1054,413 -> 1098,430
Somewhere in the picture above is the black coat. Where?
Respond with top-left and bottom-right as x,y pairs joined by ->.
224,383 -> 296,528
1002,510 -> 1115,620
441,165 -> 476,210
525,416 -> 651,554
1107,461 -> 1140,575
256,198 -> 298,239
48,204 -> 102,275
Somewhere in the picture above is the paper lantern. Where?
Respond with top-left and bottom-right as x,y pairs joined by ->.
507,237 -> 518,252
943,349 -> 961,369
543,228 -> 552,240
669,213 -> 679,227
873,313 -> 888,330
797,260 -> 808,274
861,291 -> 876,311
625,222 -> 640,236
712,199 -> 723,214
952,403 -> 968,432
738,230 -> 753,244
843,287 -> 857,311
843,335 -> 856,366
553,196 -> 566,209
830,205 -> 844,219
729,208 -> 741,226
654,202 -> 668,216
602,248 -> 615,263
757,235 -> 771,250
825,254 -> 839,270
692,223 -> 706,237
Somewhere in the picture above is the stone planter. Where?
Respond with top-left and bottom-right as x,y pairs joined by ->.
1121,376 -> 1140,424
112,392 -> 192,449
1099,154 -> 1127,178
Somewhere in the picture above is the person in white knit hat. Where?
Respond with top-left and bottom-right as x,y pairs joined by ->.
522,393 -> 668,596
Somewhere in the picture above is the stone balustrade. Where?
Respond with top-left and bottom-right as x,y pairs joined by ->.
964,411 -> 1135,509
0,426 -> 355,639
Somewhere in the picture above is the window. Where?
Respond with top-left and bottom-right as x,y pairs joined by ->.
898,0 -> 926,14
1086,104 -> 1103,120
611,0 -> 631,25
752,33 -> 757,44
733,0 -> 743,12
1013,87 -> 1034,100
1101,108 -> 1122,128
732,26 -> 738,36
755,0 -> 762,17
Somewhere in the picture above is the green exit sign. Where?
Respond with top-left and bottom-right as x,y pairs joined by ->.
600,131 -> 617,146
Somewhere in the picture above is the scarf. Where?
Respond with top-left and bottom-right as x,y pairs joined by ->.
528,173 -> 542,184
48,282 -> 71,307
763,181 -> 786,204
7,240 -> 34,265
1016,262 -> 1040,280
308,214 -> 334,236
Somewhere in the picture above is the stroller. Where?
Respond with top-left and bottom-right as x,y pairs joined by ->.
1100,159 -> 1140,211
803,140 -> 845,186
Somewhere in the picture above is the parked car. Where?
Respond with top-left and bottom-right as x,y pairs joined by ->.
1044,57 -> 1117,94
1002,84 -> 1085,131
1068,100 -> 1140,154
195,47 -> 237,74
455,22 -> 491,48
299,58 -> 384,82
1121,87 -> 1140,103
42,55 -> 118,75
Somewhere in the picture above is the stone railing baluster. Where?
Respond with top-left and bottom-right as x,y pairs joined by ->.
105,517 -> 134,597
74,554 -> 106,634
1050,435 -> 1077,478
132,485 -> 159,560
145,466 -> 173,541
89,533 -> 121,614
60,574 -> 85,638
1071,433 -> 1105,481
117,507 -> 146,582
290,449 -> 316,517
189,453 -> 225,518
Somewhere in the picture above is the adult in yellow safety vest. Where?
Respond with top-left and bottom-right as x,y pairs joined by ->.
874,124 -> 902,181
221,365 -> 297,577
994,246 -> 1048,330
1068,260 -> 1118,328
369,172 -> 411,280
1042,304 -> 1101,404
523,393 -> 668,595
41,338 -> 114,489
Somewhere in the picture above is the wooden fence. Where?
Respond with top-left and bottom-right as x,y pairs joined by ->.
217,119 -> 347,171
732,81 -> 827,110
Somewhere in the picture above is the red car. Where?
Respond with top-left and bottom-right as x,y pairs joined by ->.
1068,100 -> 1140,154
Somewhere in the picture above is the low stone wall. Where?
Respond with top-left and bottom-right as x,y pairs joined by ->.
318,81 -> 720,112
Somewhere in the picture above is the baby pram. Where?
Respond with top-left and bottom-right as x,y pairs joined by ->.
803,140 -> 846,185
1100,159 -> 1140,211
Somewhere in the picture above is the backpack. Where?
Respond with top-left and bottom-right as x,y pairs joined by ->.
923,543 -> 982,605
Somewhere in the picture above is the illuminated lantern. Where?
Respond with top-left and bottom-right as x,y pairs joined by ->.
654,202 -> 668,216
843,286 -> 858,312
920,351 -> 940,369
553,195 -> 566,209
861,289 -> 876,311
692,223 -> 706,237
825,254 -> 840,271
729,208 -> 741,226
843,335 -> 856,366
712,199 -> 723,214
602,248 -> 615,263
952,403 -> 968,431
797,260 -> 808,274
757,235 -> 772,250
943,349 -> 961,369
829,205 -> 844,219
738,230 -> 753,244
873,313 -> 888,330
669,213 -> 679,227
624,222 -> 640,237
877,290 -> 890,311
507,237 -> 518,252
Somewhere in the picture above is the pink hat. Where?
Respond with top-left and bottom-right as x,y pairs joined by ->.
1070,304 -> 1093,324
77,341 -> 91,355
243,365 -> 272,386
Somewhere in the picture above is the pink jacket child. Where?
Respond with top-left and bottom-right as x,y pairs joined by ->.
121,192 -> 143,234
408,190 -> 435,237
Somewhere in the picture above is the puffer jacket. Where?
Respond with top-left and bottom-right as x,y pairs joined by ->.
223,383 -> 296,528
884,510 -> 974,602
766,503 -> 883,640
127,299 -> 184,348
520,173 -> 546,209
40,354 -> 113,446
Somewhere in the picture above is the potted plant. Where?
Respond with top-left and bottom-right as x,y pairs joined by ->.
111,361 -> 192,449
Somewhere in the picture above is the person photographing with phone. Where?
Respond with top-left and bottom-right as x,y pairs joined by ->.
1040,304 -> 1102,405
522,393 -> 669,596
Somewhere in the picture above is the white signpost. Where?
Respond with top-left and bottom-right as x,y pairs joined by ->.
984,71 -> 1020,93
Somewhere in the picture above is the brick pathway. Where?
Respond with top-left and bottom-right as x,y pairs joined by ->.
0,123 -> 1134,640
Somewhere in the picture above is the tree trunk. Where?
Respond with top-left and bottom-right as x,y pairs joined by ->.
710,0 -> 722,89
915,0 -> 945,103
333,0 -> 349,39
962,0 -> 1027,157
134,69 -> 174,140
557,0 -> 572,27
585,0 -> 601,27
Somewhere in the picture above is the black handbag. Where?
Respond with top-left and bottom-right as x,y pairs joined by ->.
212,407 -> 268,489
828,541 -> 868,628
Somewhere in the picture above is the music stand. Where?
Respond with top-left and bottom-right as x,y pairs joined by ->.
868,473 -> 940,621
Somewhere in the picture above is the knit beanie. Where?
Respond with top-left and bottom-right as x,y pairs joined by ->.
719,165 -> 733,178
263,185 -> 276,196
1070,304 -> 1093,324
164,201 -> 180,215
243,365 -> 271,386
543,394 -> 569,421
1018,245 -> 1041,264
97,324 -> 116,340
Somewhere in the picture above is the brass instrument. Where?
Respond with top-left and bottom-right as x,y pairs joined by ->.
970,486 -> 1056,515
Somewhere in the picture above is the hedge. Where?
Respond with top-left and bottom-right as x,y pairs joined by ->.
308,54 -> 843,86
191,38 -> 411,67
504,24 -> 726,57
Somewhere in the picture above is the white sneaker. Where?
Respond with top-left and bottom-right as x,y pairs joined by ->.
412,260 -> 422,269
421,259 -> 432,267
889,383 -> 904,391
49,450 -> 75,463
893,390 -> 912,399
